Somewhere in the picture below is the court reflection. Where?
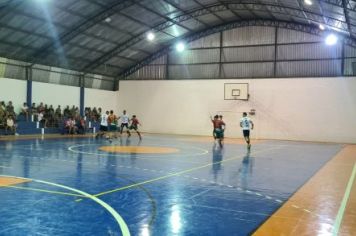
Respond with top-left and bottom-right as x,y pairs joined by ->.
238,150 -> 255,189
211,143 -> 224,181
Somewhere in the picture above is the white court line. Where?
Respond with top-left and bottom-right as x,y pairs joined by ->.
0,175 -> 130,236
0,165 -> 11,169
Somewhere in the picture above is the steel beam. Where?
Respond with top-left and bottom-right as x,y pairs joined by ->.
342,0 -> 353,36
29,0 -> 135,62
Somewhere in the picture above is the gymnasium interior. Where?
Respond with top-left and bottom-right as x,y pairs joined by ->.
0,0 -> 356,235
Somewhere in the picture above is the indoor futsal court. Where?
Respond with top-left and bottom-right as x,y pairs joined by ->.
0,134 -> 354,236
1,0 -> 356,236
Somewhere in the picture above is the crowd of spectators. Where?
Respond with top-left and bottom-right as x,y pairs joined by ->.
0,100 -> 102,135
0,101 -> 17,135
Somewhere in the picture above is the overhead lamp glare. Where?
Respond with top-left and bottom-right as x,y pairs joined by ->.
319,24 -> 325,30
325,34 -> 338,45
304,0 -> 312,5
147,32 -> 155,41
176,42 -> 185,52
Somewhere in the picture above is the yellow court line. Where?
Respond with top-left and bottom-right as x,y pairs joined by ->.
3,185 -> 85,198
82,147 -> 280,200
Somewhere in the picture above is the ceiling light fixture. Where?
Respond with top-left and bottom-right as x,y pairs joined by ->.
147,32 -> 155,41
175,42 -> 185,52
325,34 -> 338,45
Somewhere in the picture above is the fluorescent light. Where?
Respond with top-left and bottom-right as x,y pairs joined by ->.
325,34 -> 338,45
319,24 -> 325,30
104,17 -> 111,23
175,42 -> 185,52
147,32 -> 155,41
304,0 -> 312,5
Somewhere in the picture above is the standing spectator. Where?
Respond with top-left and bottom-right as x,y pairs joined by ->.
21,102 -> 29,121
37,102 -> 45,114
48,105 -> 54,126
55,105 -> 62,126
63,105 -> 70,118
31,102 -> 37,121
38,111 -> 47,128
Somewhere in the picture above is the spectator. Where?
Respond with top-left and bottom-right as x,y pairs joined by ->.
64,105 -> 70,118
54,105 -> 62,126
37,102 -> 45,114
21,102 -> 29,121
31,102 -> 37,121
0,102 -> 5,125
77,116 -> 86,134
38,111 -> 47,128
5,115 -> 16,135
6,101 -> 15,117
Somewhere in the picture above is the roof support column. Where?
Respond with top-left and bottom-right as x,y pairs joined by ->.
341,43 -> 345,76
79,75 -> 85,117
274,27 -> 278,77
166,53 -> 170,80
219,31 -> 223,78
25,66 -> 32,109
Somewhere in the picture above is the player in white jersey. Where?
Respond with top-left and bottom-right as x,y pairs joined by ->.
119,110 -> 131,137
240,112 -> 254,150
96,110 -> 109,138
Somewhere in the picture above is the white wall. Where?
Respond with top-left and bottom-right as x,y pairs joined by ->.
0,78 -> 27,113
117,78 -> 356,143
85,88 -> 119,114
32,81 -> 80,109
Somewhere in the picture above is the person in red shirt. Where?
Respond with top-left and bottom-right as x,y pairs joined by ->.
129,115 -> 142,140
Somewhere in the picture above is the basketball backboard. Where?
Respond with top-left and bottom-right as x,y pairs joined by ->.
224,83 -> 249,100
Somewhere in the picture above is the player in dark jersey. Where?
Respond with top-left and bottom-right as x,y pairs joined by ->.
129,115 -> 142,140
211,115 -> 225,147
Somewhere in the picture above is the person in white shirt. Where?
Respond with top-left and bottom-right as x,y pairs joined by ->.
21,102 -> 29,121
37,111 -> 47,128
240,112 -> 254,150
119,110 -> 131,137
96,111 -> 109,138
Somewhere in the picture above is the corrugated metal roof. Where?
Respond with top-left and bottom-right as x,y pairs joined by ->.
0,0 -> 354,78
